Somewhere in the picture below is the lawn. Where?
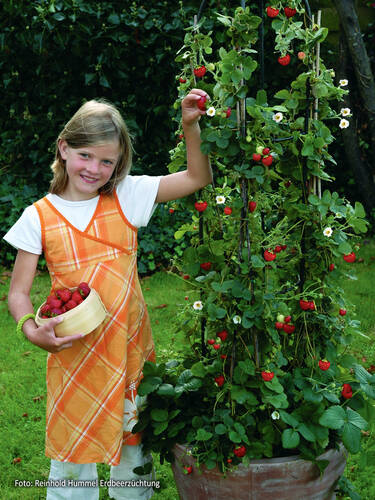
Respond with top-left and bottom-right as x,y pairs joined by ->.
1,240 -> 375,499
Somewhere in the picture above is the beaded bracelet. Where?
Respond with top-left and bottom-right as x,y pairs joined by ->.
16,313 -> 36,335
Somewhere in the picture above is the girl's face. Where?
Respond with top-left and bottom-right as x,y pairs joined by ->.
58,140 -> 120,201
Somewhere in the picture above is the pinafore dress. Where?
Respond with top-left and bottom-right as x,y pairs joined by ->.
34,192 -> 155,466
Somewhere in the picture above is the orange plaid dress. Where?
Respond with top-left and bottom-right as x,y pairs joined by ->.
34,193 -> 155,465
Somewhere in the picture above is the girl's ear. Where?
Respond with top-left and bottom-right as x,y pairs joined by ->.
58,139 -> 68,160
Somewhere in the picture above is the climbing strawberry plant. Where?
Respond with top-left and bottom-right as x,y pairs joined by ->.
134,1 -> 375,476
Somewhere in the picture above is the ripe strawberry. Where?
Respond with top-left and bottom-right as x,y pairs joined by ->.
197,95 -> 207,111
72,290 -> 83,304
179,77 -> 187,83
78,282 -> 90,298
261,370 -> 274,381
275,321 -> 284,330
252,153 -> 262,162
215,375 -> 225,387
339,308 -> 347,316
284,7 -> 297,18
262,147 -> 270,155
249,201 -> 257,212
283,323 -> 295,334
266,6 -> 279,17
309,301 -> 316,311
46,293 -> 57,304
329,263 -> 335,271
184,465 -> 193,474
284,315 -> 291,323
299,299 -> 311,311
278,54 -> 291,66
298,51 -> 306,60
281,244 -> 287,250
50,307 -> 63,317
233,445 -> 246,457
217,330 -> 228,341
220,354 -> 227,359
284,180 -> 292,188
227,458 -> 232,463
341,383 -> 353,399
274,245 -> 282,253
193,65 -> 206,78
213,344 -> 221,350
194,201 -> 208,212
169,208 -> 175,214
200,262 -> 212,271
262,155 -> 273,167
65,299 -> 78,311
224,206 -> 232,215
183,274 -> 190,280
318,359 -> 330,371
343,252 -> 356,263
49,297 -> 63,309
207,339 -> 215,345
40,304 -> 51,317
56,288 -> 72,303
225,107 -> 232,118
264,250 -> 276,262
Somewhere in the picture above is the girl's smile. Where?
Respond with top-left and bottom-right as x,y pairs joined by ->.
58,140 -> 120,201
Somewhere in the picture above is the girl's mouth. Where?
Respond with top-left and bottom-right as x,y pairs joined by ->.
80,174 -> 98,184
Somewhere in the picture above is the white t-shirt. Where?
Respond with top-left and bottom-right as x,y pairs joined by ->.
3,174 -> 162,255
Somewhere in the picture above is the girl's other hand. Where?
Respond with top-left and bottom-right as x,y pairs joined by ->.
181,88 -> 210,127
26,317 -> 83,353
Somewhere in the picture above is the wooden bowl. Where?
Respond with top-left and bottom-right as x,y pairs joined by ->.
35,288 -> 107,337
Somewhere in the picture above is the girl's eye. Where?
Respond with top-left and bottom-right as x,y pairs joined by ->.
80,153 -> 89,159
103,160 -> 114,166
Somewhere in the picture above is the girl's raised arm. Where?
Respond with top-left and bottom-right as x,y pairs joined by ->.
155,89 -> 213,204
8,250 -> 83,352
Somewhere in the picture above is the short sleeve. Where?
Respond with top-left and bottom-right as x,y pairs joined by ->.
116,175 -> 162,228
3,205 -> 42,255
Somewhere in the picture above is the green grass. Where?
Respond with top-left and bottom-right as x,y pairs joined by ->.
1,241 -> 375,499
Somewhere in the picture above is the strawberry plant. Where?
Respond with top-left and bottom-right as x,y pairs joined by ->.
134,1 -> 375,479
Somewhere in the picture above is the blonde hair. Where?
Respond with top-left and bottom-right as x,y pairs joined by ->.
49,99 -> 133,195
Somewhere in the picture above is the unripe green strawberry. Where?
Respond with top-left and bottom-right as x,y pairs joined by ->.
276,314 -> 285,323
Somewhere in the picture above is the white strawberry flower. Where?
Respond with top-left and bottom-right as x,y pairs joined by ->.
272,112 -> 283,123
193,301 -> 203,310
271,411 -> 280,420
216,195 -> 226,204
323,227 -> 333,237
339,119 -> 350,129
206,106 -> 216,117
340,108 -> 351,116
233,315 -> 242,324
339,79 -> 348,87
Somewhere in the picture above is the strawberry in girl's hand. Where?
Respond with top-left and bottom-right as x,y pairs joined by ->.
266,6 -> 279,17
40,304 -> 51,317
65,299 -> 78,311
194,201 -> 208,212
284,7 -> 297,18
193,66 -> 206,78
50,307 -> 63,317
78,282 -> 90,298
49,297 -> 63,309
197,95 -> 207,111
56,288 -> 72,303
261,371 -> 274,381
319,359 -> 330,371
72,290 -> 83,305
278,54 -> 291,66
46,293 -> 57,304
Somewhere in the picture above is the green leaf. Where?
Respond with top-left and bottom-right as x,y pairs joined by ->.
279,410 -> 299,428
151,408 -> 168,422
347,408 -> 368,430
282,428 -> 300,449
215,423 -> 227,435
342,423 -> 361,454
191,362 -> 207,378
256,90 -> 267,105
297,423 -> 316,442
319,406 -> 346,429
196,428 -> 213,441
153,421 -> 168,435
231,385 -> 258,405
156,384 -> 175,397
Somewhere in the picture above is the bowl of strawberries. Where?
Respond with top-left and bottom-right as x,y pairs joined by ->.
35,282 -> 107,337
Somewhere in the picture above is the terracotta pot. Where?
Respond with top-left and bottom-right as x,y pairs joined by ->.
172,443 -> 346,500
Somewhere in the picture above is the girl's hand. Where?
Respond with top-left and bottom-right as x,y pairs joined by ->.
26,317 -> 83,353
181,88 -> 210,127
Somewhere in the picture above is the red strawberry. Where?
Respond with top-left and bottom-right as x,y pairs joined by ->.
56,288 -> 72,303
343,252 -> 356,263
329,263 -> 335,271
207,339 -> 215,345
194,201 -> 208,212
78,282 -> 90,298
278,54 -> 291,66
46,293 -> 57,304
309,301 -> 316,311
215,375 -> 225,387
65,299 -> 78,311
339,308 -> 347,316
169,208 -> 175,214
217,330 -> 228,341
262,147 -> 270,155
262,155 -> 273,167
264,250 -> 276,261
225,107 -> 232,118
275,321 -> 284,330
50,307 -> 63,317
184,465 -> 193,474
283,323 -> 295,334
274,245 -> 282,253
284,7 -> 297,18
200,262 -> 212,271
224,206 -> 232,215
266,6 -> 279,17
40,304 -> 51,317
213,344 -> 221,350
193,65 -> 206,78
249,201 -> 257,213
179,77 -> 187,83
341,383 -> 353,399
281,244 -> 287,250
183,274 -> 190,280
220,354 -> 227,359
233,445 -> 246,457
197,95 -> 207,111
252,153 -> 262,162
284,315 -> 291,323
49,297 -> 63,309
299,299 -> 311,311
261,370 -> 274,381
72,290 -> 83,304
318,359 -> 330,371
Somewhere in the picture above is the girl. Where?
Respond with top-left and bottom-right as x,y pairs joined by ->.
5,89 -> 212,500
